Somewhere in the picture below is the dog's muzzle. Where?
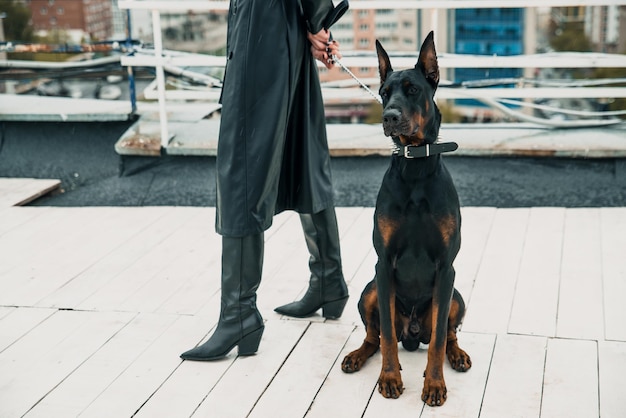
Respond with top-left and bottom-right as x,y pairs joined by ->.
382,108 -> 408,137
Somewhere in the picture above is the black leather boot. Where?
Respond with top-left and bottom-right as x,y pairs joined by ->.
180,233 -> 265,361
274,208 -> 349,319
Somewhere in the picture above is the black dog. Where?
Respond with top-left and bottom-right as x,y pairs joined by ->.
341,32 -> 471,407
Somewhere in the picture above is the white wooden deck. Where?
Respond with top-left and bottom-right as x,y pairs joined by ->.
1,179 -> 625,418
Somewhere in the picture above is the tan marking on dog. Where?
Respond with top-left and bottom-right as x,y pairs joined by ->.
438,215 -> 457,247
377,215 -> 400,248
408,113 -> 426,144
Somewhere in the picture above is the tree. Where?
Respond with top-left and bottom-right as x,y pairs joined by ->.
0,0 -> 34,42
549,22 -> 591,52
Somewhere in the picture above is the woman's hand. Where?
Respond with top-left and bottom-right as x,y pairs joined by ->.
308,29 -> 341,70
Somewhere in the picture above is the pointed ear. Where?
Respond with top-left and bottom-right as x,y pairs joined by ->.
416,31 -> 439,89
376,40 -> 393,85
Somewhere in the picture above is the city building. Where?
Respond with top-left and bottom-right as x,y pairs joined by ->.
585,5 -> 624,53
26,0 -> 113,41
321,9 -> 420,83
552,5 -> 626,53
450,7 -> 528,116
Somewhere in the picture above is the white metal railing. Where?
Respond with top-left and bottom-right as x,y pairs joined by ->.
118,0 -> 626,147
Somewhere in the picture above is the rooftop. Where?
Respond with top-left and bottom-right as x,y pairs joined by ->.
0,180 -> 625,417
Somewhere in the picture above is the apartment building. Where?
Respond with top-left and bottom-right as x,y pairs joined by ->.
453,8 -> 526,86
585,5 -> 625,53
321,9 -> 421,83
26,0 -> 113,41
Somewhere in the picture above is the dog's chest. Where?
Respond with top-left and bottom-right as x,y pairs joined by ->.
374,158 -> 460,285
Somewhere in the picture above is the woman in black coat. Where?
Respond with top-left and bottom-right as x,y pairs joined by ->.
181,0 -> 349,361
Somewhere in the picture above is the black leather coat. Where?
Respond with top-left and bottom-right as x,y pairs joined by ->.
215,0 -> 336,237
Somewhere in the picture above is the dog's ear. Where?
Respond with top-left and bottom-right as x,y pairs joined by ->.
376,40 -> 393,85
416,31 -> 439,90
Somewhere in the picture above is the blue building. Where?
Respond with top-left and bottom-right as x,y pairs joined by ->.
454,8 -> 525,108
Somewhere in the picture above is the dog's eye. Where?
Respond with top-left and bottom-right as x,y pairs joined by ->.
408,86 -> 420,95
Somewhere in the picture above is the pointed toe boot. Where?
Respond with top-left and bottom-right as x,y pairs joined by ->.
181,233 -> 265,361
275,208 -> 349,319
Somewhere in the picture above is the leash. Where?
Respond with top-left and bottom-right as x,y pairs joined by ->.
322,1 -> 380,104
332,55 -> 382,104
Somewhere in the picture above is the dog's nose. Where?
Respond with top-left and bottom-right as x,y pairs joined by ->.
383,108 -> 402,126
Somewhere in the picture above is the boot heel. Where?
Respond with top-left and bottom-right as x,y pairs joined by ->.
322,296 -> 349,319
238,326 -> 264,356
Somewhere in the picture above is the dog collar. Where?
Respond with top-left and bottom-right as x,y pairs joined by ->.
392,142 -> 459,159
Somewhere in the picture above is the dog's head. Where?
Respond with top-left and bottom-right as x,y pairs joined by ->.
376,31 -> 441,147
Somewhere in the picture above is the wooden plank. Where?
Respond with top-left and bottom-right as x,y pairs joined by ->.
0,178 -> 60,207
0,206 -> 79,276
0,178 -> 29,191
156,263 -> 223,315
154,224 -> 222,315
557,209 -> 604,340
360,343 -> 428,417
0,306 -> 14,320
76,314 -> 217,417
76,208 -> 211,311
264,210 -> 295,240
262,211 -> 302,279
336,208 -> 375,284
24,313 -> 178,417
336,247 -> 377,327
0,206 -> 618,418
0,310 -> 133,418
0,206 -> 49,238
353,332 -> 495,418
335,207 -> 366,235
598,340 -> 626,417
508,208 -> 565,337
461,208 -> 529,334
0,207 -> 122,294
0,207 -> 168,307
541,338 -> 599,418
600,208 -> 626,341
175,320 -> 310,418
479,334 -> 547,418
305,325 -> 377,418
362,333 -> 494,417
0,307 -> 56,353
36,206 -> 182,309
0,178 -> 31,208
117,225 -> 217,313
454,207 -> 497,313
171,263 -> 224,318
247,322 -> 354,418
419,332 -> 496,418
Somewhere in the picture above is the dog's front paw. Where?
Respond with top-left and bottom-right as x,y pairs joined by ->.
341,351 -> 366,373
341,342 -> 378,373
422,377 -> 447,406
377,370 -> 404,399
447,347 -> 472,372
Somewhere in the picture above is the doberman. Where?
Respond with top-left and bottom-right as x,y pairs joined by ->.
340,32 -> 471,407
